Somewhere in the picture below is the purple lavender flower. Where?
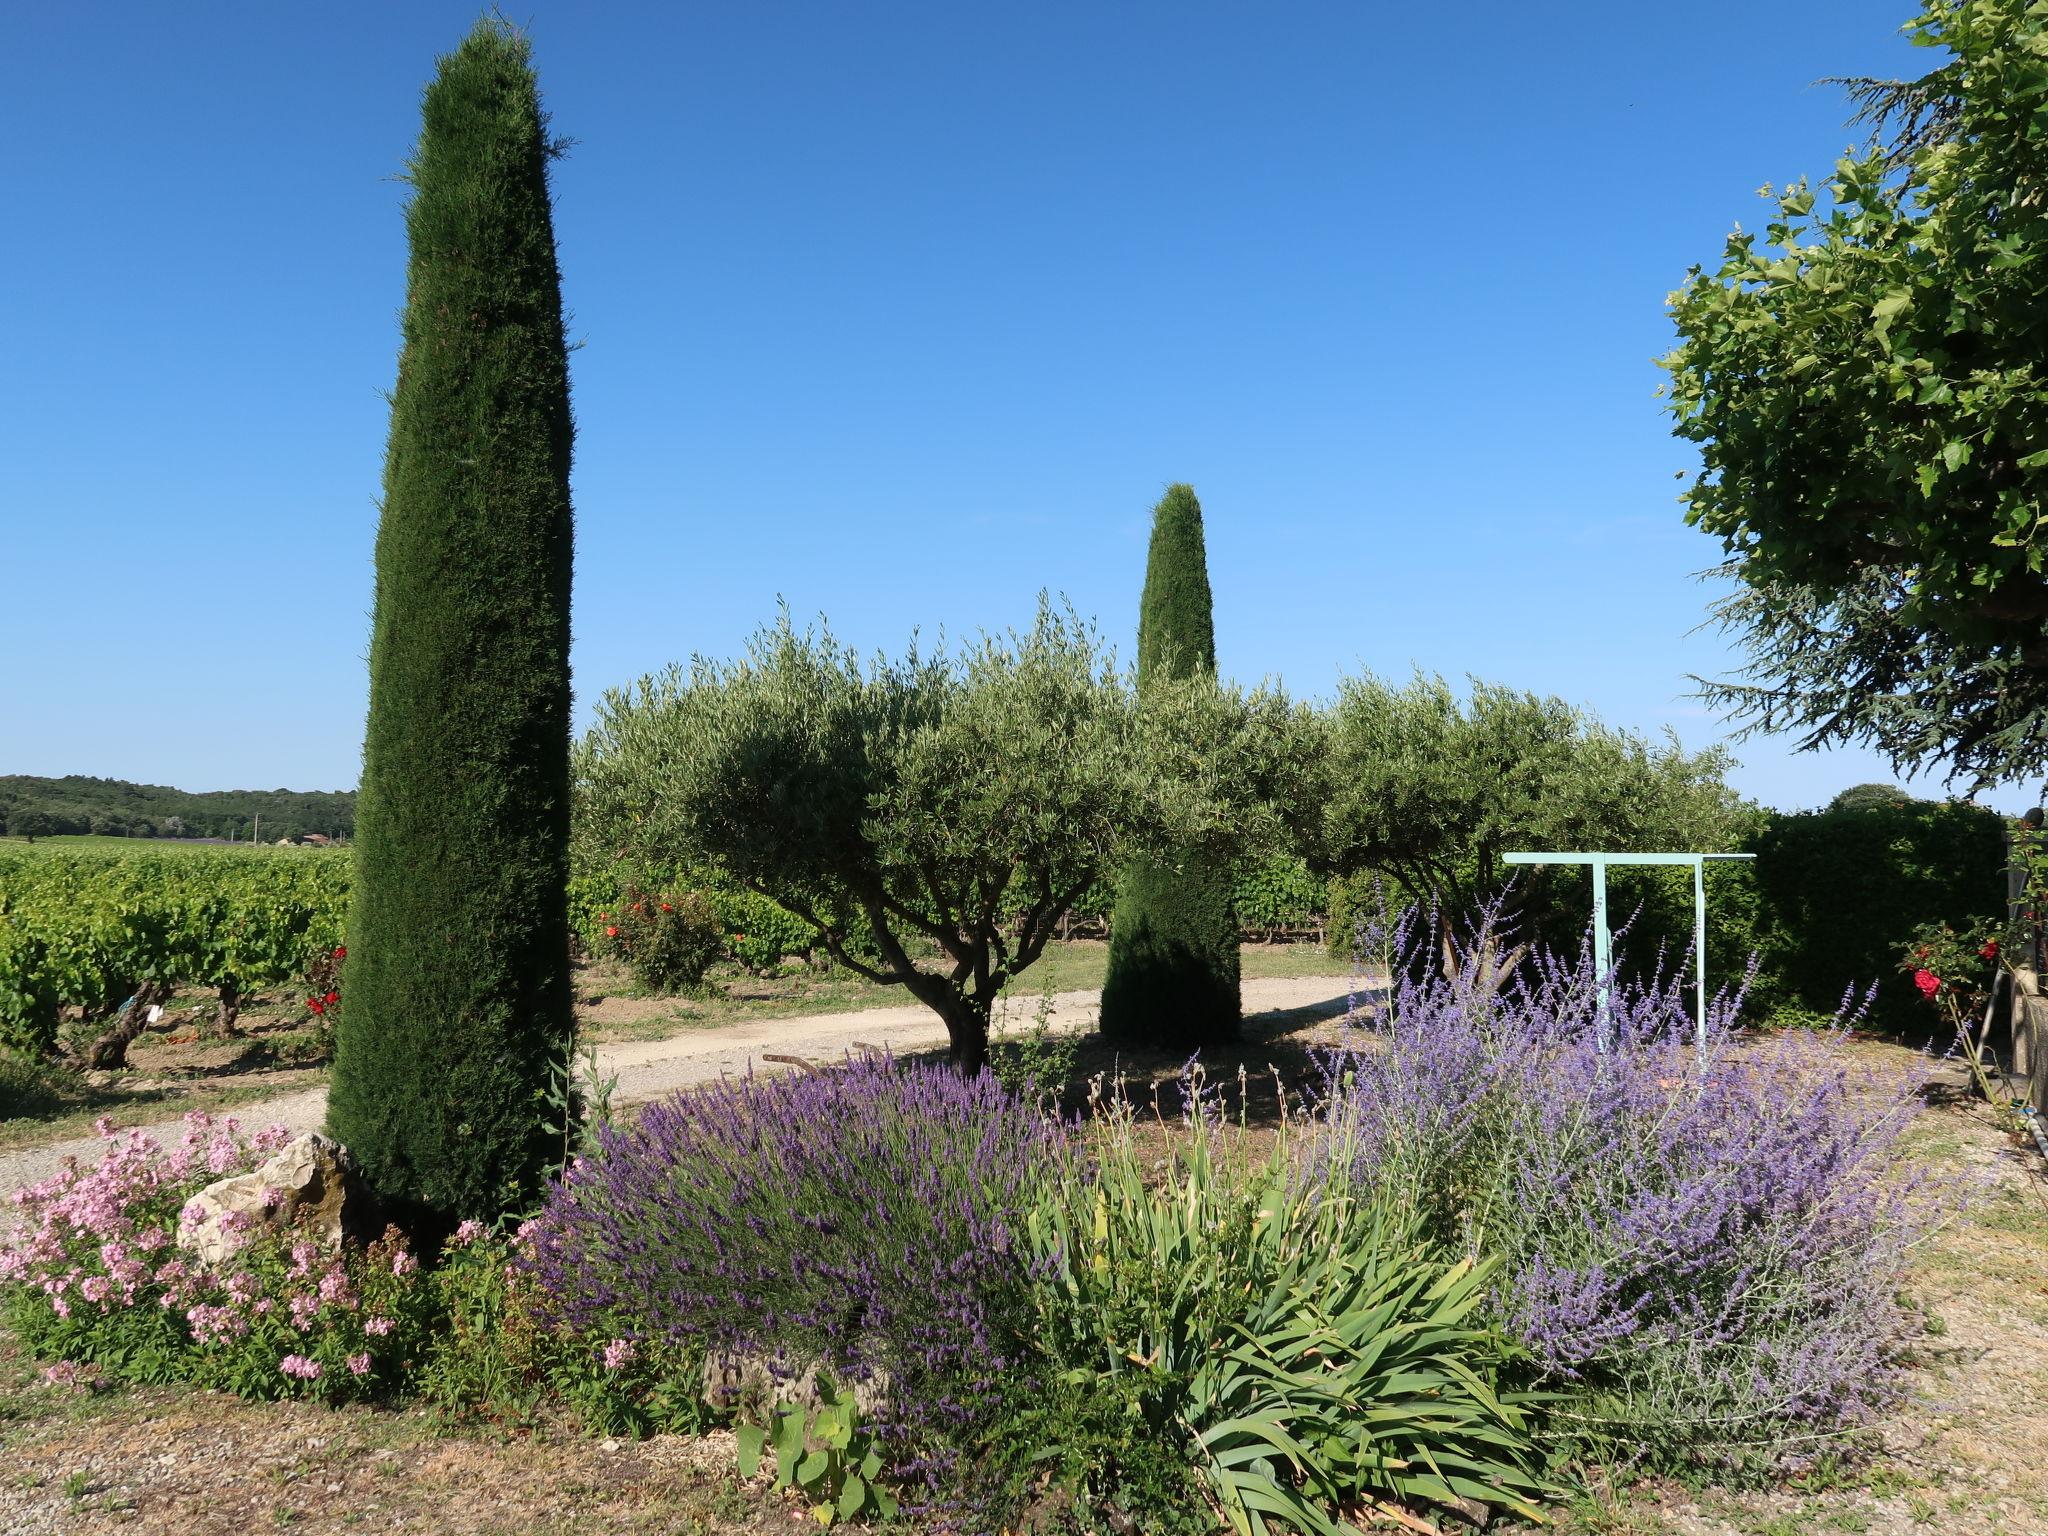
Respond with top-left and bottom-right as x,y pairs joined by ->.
1315,903 -> 1942,1445
523,1054 -> 1065,1488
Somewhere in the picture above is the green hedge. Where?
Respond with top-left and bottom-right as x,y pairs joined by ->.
1324,800 -> 2006,1034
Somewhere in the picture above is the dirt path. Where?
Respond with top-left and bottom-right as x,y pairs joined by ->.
0,976 -> 1358,1202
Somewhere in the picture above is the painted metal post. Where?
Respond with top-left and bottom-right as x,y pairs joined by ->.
1501,851 -> 1754,1052
1591,855 -> 1611,1047
1692,859 -> 1707,1056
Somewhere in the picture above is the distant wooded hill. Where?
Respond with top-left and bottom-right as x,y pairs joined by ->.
0,776 -> 356,841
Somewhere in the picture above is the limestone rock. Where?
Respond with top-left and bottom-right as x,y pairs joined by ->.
177,1132 -> 370,1266
703,1349 -> 893,1422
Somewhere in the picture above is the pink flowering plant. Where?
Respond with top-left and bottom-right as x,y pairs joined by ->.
417,1220 -> 716,1437
0,1114 -> 438,1403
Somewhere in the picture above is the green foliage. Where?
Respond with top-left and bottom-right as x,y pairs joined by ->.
1007,1082 -> 1548,1532
1103,484 -> 1241,1050
1101,859 -> 1242,1049
1227,856 -> 1327,937
0,847 -> 348,1055
419,1234 -> 715,1437
592,887 -> 722,992
1900,916 -> 2004,1025
987,981 -> 1081,1101
1133,482 -> 1218,687
569,853 -> 840,973
329,18 -> 577,1224
580,601 -> 1314,1072
0,775 -> 353,842
1741,796 -> 2004,1028
1830,783 -> 1914,814
1313,671 -> 1742,936
735,1382 -> 899,1527
0,1049 -> 91,1121
1665,0 -> 2048,788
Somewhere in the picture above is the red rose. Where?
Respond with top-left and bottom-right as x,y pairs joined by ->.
1913,969 -> 1941,999
309,999 -> 326,1016
660,902 -> 673,913
333,945 -> 346,959
605,925 -> 619,939
324,989 -> 340,1005
1981,939 -> 2001,960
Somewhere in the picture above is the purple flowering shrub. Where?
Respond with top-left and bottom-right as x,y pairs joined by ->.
0,1115 -> 442,1401
1320,912 -> 1936,1453
522,1055 -> 1064,1480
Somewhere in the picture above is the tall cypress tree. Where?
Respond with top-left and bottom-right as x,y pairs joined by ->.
1100,484 -> 1241,1048
327,20 -> 576,1225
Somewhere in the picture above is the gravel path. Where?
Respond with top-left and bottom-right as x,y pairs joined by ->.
0,975 -> 1356,1201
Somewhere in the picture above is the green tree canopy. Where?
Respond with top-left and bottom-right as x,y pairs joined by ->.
578,604 -> 1315,1072
1312,672 -> 1743,914
1665,0 -> 2048,789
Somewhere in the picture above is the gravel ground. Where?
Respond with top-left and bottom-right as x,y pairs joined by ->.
0,975 -> 1358,1202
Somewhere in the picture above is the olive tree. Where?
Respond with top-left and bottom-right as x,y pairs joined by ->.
580,604 -> 1313,1072
1312,671 -> 1743,916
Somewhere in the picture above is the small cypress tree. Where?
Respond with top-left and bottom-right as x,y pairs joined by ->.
327,19 -> 576,1226
1099,484 -> 1241,1049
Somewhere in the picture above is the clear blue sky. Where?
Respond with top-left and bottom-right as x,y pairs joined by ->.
1,2 -> 2017,811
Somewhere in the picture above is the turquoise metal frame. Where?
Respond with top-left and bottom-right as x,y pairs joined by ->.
1502,851 -> 1756,1048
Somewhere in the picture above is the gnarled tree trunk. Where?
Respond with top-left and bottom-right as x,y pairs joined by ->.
72,980 -> 173,1071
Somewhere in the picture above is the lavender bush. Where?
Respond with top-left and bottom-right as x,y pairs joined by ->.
522,1054 -> 1064,1484
1320,910 -> 1937,1456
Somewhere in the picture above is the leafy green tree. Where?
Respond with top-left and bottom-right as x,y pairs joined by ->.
327,20 -> 576,1225
1665,0 -> 2048,789
579,605 -> 1313,1073
1828,782 -> 1914,814
1313,672 -> 1742,936
10,810 -> 55,843
1101,484 -> 1241,1049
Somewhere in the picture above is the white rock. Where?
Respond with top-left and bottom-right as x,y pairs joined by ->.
176,1133 -> 367,1266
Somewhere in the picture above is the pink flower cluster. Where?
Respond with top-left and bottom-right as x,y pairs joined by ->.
0,1113 -> 421,1398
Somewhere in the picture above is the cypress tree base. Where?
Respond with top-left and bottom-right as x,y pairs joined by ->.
1099,858 -> 1241,1049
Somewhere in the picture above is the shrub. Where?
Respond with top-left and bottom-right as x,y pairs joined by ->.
1007,1072 -> 1549,1532
594,887 -> 721,992
1320,910 -> 1938,1458
1740,797 -> 2005,1030
0,1116 -> 442,1402
522,1056 -> 1064,1489
420,1225 -> 716,1437
0,1048 -> 86,1121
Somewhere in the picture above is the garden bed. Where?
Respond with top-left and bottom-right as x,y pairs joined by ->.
5,919 -> 2042,1536
0,1046 -> 2041,1535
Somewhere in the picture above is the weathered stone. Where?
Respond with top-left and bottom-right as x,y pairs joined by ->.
177,1132 -> 370,1266
702,1349 -> 893,1422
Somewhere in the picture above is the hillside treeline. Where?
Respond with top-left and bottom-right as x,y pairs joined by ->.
0,776 -> 355,842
